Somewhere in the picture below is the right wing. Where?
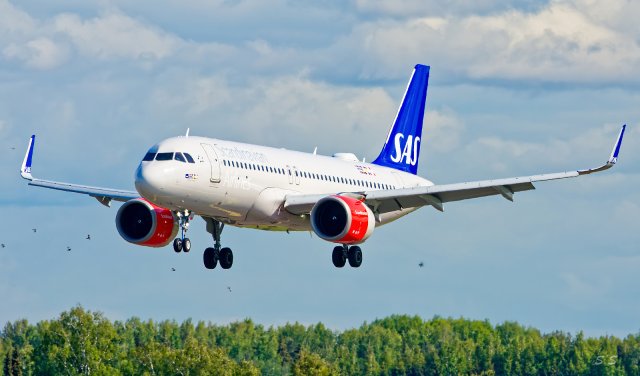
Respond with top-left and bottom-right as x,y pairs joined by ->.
20,135 -> 139,207
284,124 -> 626,215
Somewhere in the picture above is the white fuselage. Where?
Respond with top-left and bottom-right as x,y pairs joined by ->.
135,136 -> 434,232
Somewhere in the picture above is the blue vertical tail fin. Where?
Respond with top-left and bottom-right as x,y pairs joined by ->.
372,64 -> 430,175
21,135 -> 35,180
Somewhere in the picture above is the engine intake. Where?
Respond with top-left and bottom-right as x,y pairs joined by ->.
116,198 -> 178,247
310,195 -> 375,244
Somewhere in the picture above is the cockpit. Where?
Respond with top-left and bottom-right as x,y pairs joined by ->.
142,151 -> 196,163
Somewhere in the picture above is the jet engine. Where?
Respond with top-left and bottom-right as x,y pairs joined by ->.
116,198 -> 178,247
310,195 -> 375,244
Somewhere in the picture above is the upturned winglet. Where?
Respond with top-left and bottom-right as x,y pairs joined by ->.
20,135 -> 35,180
578,124 -> 626,175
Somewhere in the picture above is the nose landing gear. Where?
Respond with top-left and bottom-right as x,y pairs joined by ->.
172,210 -> 193,253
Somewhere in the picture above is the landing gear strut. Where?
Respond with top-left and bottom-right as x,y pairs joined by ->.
203,218 -> 233,270
332,245 -> 362,268
173,210 -> 193,253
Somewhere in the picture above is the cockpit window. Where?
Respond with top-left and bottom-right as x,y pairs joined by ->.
155,152 -> 174,161
174,152 -> 186,162
142,152 -> 156,161
183,153 -> 195,163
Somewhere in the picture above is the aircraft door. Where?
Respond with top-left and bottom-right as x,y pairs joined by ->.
201,144 -> 221,183
286,165 -> 293,184
293,166 -> 300,185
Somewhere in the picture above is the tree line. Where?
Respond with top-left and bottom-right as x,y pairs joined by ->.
1,306 -> 639,375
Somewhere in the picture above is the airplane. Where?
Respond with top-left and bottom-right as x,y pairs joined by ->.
19,64 -> 626,270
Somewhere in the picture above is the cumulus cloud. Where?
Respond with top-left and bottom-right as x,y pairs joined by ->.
149,71 -> 399,155
355,0 -> 544,17
458,122 -> 635,178
53,11 -> 180,61
2,0 -> 639,87
423,109 -> 464,152
3,37 -> 69,69
336,0 -> 640,85
0,3 -> 184,69
0,0 -> 37,36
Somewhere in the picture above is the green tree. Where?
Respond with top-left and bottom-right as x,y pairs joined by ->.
293,349 -> 334,376
32,306 -> 122,375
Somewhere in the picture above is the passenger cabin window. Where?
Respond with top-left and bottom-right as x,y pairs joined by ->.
142,152 -> 156,161
184,153 -> 195,163
155,152 -> 174,161
174,153 -> 186,163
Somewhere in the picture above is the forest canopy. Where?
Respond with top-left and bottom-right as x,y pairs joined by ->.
1,306 -> 638,375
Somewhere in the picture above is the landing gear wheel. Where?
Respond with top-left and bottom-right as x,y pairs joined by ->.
173,238 -> 183,253
332,246 -> 347,268
348,246 -> 362,268
219,247 -> 233,269
203,247 -> 218,269
176,210 -> 193,254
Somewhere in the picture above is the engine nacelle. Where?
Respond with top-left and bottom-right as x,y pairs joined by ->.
310,195 -> 375,244
116,198 -> 178,247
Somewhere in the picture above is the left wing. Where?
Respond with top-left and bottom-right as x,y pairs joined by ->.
284,124 -> 626,215
20,135 -> 139,207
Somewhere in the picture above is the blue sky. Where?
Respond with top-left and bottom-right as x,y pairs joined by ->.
1,0 -> 639,336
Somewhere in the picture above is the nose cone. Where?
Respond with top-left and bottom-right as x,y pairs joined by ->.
135,163 -> 165,200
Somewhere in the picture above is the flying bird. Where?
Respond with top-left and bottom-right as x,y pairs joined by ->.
418,261 -> 424,268
32,228 -> 37,233
227,286 -> 232,293
66,246 -> 71,252
1,244 -> 5,248
86,235 -> 91,240
171,267 -> 176,272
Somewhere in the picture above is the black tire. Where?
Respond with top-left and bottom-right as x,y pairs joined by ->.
348,246 -> 362,268
183,238 -> 191,253
219,247 -> 233,269
173,238 -> 183,253
203,247 -> 218,269
332,246 -> 346,268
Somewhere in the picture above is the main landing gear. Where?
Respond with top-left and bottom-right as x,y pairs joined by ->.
202,218 -> 233,270
173,210 -> 193,253
332,245 -> 362,268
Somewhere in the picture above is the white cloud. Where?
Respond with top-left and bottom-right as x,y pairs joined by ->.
3,37 -> 69,69
149,72 -> 398,154
339,0 -> 640,84
0,3 -> 183,69
153,75 -> 233,116
464,123 -> 630,175
423,109 -> 464,152
354,0 -> 534,17
3,0 -> 638,86
53,11 -> 180,60
0,0 -> 37,36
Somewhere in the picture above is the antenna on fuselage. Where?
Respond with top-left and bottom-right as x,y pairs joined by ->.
185,128 -> 190,138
